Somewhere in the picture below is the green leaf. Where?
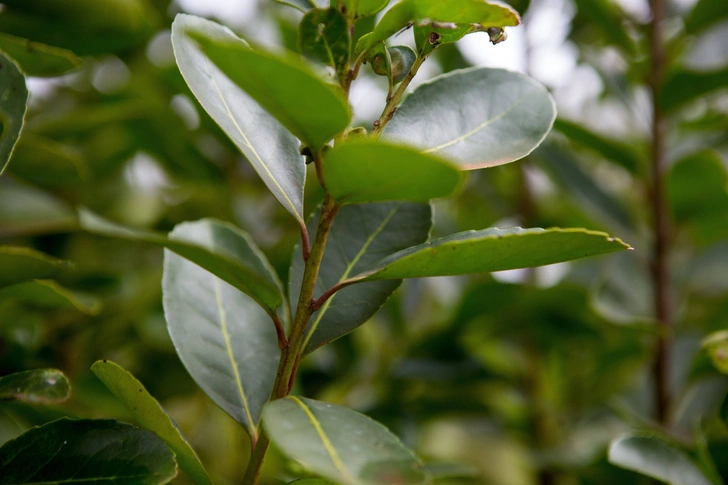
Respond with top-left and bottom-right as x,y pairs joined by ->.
0,418 -> 177,485
608,435 -> 712,485
288,480 -> 335,485
263,397 -> 428,485
324,141 -> 462,204
342,0 -> 390,18
702,331 -> 728,374
0,369 -> 70,404
356,0 -> 520,55
552,118 -> 641,174
0,33 -> 81,77
571,0 -> 634,54
80,209 -> 284,315
91,360 -> 213,485
273,0 -> 326,13
172,14 -> 306,227
662,66 -> 728,113
383,67 -> 556,170
388,45 -> 416,84
0,54 -> 28,175
300,8 -> 350,82
0,246 -> 71,289
347,227 -> 631,282
686,0 -> 728,34
163,239 -> 280,441
0,280 -> 102,315
187,17 -> 351,151
0,180 -> 76,238
721,392 -> 728,424
290,202 -> 432,354
8,135 -> 88,188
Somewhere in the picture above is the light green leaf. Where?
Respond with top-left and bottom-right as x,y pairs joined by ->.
187,17 -> 351,151
0,280 -> 102,315
172,14 -> 306,227
8,135 -> 88,188
324,141 -> 462,204
0,418 -> 177,485
163,238 -> 280,441
0,369 -> 70,404
383,67 -> 556,170
263,397 -> 428,485
342,0 -> 390,18
300,8 -> 350,82
608,435 -> 712,485
357,0 -> 519,55
290,202 -> 432,354
0,54 -> 28,175
347,227 -> 630,283
0,246 -> 71,289
0,32 -> 81,77
662,66 -> 728,113
80,209 -> 284,315
686,0 -> 728,34
91,360 -> 213,485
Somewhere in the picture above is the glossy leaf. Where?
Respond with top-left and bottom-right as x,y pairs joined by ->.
608,435 -> 712,485
91,360 -> 213,485
357,0 -> 520,55
172,14 -> 306,227
383,67 -> 556,170
263,397 -> 428,485
0,54 -> 28,175
0,33 -> 81,77
0,418 -> 177,485
0,246 -> 71,289
0,369 -> 70,404
163,242 -> 280,441
188,18 -> 351,151
324,141 -> 462,204
0,280 -> 102,315
662,66 -> 728,113
342,0 -> 390,18
80,210 -> 284,314
300,8 -> 350,82
290,202 -> 432,354
686,0 -> 728,34
347,227 -> 630,283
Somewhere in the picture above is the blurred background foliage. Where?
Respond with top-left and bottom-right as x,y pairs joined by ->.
1,0 -> 727,484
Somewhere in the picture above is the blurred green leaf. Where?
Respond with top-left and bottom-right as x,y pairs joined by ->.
0,181 -> 76,238
0,33 -> 81,77
91,360 -> 213,485
290,202 -> 432,354
263,397 -> 428,485
571,0 -> 635,54
662,66 -> 728,113
383,67 -> 555,170
0,418 -> 177,484
273,0 -> 326,13
348,227 -> 630,282
702,331 -> 728,374
0,280 -> 102,315
0,246 -> 71,289
342,0 -> 390,18
0,369 -> 70,404
189,18 -> 352,151
324,141 -> 462,204
686,0 -> 728,34
721,392 -> 728,424
0,54 -> 27,175
288,480 -> 335,485
172,14 -> 307,227
163,235 -> 280,442
356,0 -> 520,55
608,435 -> 712,485
300,8 -> 351,82
80,210 -> 285,314
8,135 -> 88,188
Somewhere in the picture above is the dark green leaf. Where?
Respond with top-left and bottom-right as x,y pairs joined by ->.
163,238 -> 280,441
0,33 -> 81,77
324,141 -> 462,204
571,0 -> 635,54
342,0 -> 390,18
608,435 -> 712,485
172,14 -> 307,227
290,202 -> 432,354
273,0 -> 326,13
188,18 -> 352,151
347,227 -> 631,282
300,8 -> 350,82
263,397 -> 428,485
8,135 -> 88,188
91,360 -> 213,485
383,67 -> 556,170
0,180 -> 76,238
721,392 -> 728,424
702,331 -> 728,374
0,246 -> 71,289
356,0 -> 520,55
80,210 -> 285,314
0,280 -> 102,315
0,418 -> 177,485
288,480 -> 335,485
662,67 -> 728,113
686,0 -> 728,34
0,369 -> 70,404
0,54 -> 28,175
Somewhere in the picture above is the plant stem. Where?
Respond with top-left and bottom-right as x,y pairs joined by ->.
242,195 -> 340,485
370,54 -> 426,138
648,0 -> 671,424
